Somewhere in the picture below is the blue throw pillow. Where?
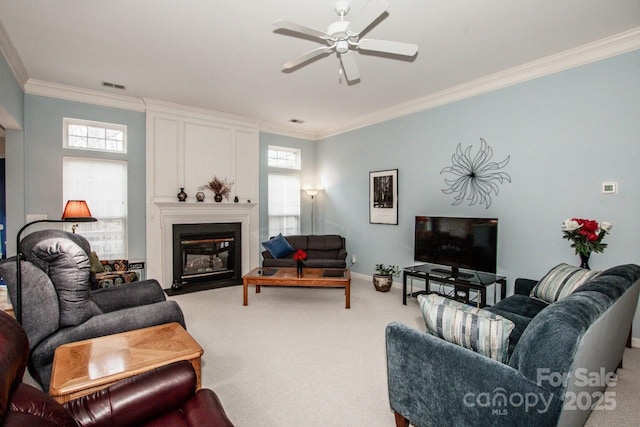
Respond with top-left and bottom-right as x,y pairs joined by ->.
262,234 -> 295,258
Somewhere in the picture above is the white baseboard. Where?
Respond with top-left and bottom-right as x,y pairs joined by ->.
350,271 -> 404,290
631,337 -> 640,348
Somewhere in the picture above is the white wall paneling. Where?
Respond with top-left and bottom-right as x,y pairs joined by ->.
145,100 -> 260,283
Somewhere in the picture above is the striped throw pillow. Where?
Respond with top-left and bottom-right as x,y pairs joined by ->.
530,263 -> 600,303
418,294 -> 515,363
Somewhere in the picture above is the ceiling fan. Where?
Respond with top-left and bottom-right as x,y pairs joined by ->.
273,0 -> 418,82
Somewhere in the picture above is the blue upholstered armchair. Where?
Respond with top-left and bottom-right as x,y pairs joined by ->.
0,229 -> 185,392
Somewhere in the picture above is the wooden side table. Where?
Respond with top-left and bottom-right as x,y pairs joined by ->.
49,322 -> 203,403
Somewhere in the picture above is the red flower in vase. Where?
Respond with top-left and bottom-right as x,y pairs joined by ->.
293,249 -> 308,261
561,217 -> 612,256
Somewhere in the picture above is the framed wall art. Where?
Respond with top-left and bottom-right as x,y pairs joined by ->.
369,169 -> 398,225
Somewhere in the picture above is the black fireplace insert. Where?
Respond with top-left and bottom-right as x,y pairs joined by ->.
172,222 -> 242,291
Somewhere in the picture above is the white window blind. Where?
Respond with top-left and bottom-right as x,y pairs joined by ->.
63,157 -> 128,259
268,173 -> 300,237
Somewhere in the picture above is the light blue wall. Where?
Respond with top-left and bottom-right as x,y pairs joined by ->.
6,47 -> 640,336
23,95 -> 147,259
0,51 -> 24,255
258,133 -> 317,245
0,53 -> 23,127
315,49 -> 640,335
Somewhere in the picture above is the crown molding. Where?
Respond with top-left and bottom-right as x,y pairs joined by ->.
258,121 -> 319,140
0,19 -> 28,87
6,26 -> 639,140
143,98 -> 259,130
316,27 -> 640,139
24,79 -> 146,112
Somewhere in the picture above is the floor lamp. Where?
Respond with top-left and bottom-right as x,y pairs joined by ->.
15,200 -> 96,323
304,190 -> 319,235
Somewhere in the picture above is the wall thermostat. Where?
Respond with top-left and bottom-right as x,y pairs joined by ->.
602,182 -> 617,194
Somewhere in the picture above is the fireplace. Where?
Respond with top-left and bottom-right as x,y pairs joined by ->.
172,222 -> 242,291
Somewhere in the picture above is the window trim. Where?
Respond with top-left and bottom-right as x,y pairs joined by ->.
63,117 -> 128,153
267,145 -> 301,170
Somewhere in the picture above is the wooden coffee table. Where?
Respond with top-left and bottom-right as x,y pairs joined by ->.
49,322 -> 203,403
243,267 -> 351,309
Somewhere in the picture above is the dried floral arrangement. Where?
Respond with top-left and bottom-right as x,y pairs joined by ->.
199,176 -> 234,200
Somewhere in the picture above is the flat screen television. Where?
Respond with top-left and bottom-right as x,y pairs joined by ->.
414,216 -> 498,275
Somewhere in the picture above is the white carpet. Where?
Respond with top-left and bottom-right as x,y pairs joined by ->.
20,275 -> 639,426
171,276 -> 640,427
584,346 -> 640,427
169,276 -> 424,427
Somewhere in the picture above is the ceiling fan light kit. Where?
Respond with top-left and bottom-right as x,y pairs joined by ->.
274,0 -> 418,83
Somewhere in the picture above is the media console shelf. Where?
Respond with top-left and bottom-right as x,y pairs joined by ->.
402,264 -> 506,307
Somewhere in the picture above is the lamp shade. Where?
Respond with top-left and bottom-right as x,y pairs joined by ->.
304,189 -> 319,197
61,200 -> 97,222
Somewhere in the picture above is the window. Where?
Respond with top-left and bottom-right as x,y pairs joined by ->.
268,173 -> 300,237
267,145 -> 301,237
63,118 -> 127,153
63,157 -> 128,259
268,146 -> 300,170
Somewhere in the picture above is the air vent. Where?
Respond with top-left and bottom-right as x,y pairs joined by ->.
101,81 -> 126,90
289,118 -> 305,124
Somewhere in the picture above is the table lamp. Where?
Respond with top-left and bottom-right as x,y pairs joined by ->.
14,200 -> 97,323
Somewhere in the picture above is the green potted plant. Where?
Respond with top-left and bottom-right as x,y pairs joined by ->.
373,264 -> 401,292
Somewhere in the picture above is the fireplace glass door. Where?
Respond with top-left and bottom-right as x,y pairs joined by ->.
181,237 -> 234,280
172,222 -> 242,289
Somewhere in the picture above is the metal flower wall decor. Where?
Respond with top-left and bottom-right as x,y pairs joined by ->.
440,138 -> 511,209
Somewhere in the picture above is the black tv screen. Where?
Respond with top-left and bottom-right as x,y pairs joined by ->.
414,216 -> 498,274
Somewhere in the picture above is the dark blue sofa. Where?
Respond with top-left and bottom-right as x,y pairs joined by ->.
386,264 -> 640,427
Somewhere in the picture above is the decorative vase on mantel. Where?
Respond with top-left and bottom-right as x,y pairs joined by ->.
580,253 -> 591,270
177,188 -> 187,202
196,191 -> 205,202
296,261 -> 304,277
214,194 -> 223,203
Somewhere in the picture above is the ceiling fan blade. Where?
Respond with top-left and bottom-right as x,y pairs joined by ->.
347,0 -> 390,36
273,19 -> 328,40
282,46 -> 333,70
340,51 -> 360,82
358,39 -> 418,56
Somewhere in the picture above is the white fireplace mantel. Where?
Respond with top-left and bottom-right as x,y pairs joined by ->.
146,201 -> 259,287
145,103 -> 260,289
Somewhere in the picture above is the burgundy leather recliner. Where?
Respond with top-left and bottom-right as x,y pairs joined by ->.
0,311 -> 234,427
